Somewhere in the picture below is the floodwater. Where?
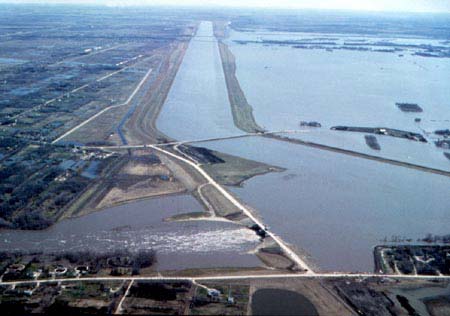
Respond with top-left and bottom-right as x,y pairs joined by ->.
157,21 -> 241,140
282,130 -> 450,172
226,29 -> 450,170
200,137 -> 450,272
0,57 -> 26,65
0,195 -> 260,271
157,25 -> 450,272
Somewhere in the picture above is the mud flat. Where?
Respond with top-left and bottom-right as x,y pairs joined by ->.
202,149 -> 285,186
198,184 -> 243,219
63,150 -> 186,218
164,211 -> 209,222
255,238 -> 296,270
177,144 -> 284,187
176,145 -> 225,164
156,144 -> 282,222
96,153 -> 185,210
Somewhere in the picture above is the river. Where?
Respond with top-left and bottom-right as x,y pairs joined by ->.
199,137 -> 450,272
0,195 -> 260,271
156,21 -> 450,272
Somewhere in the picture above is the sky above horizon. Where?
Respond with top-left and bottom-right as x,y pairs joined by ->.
1,0 -> 450,13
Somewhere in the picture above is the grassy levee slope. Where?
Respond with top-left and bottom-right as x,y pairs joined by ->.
124,41 -> 189,145
218,41 -> 264,134
215,24 -> 450,179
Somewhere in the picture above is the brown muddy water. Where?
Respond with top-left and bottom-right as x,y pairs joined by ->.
0,195 -> 261,271
200,137 -> 450,272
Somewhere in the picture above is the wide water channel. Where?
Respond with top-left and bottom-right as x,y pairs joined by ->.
0,195 -> 260,271
226,29 -> 450,171
155,22 -> 450,272
0,20 -> 267,272
200,137 -> 450,272
157,21 -> 241,140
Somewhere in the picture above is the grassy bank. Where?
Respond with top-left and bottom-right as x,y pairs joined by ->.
218,41 -> 264,133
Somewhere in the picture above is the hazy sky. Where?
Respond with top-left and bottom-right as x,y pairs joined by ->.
2,0 -> 450,13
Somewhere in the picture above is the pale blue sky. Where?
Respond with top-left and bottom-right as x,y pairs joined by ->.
1,0 -> 450,13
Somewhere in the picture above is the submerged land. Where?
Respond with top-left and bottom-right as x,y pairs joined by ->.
0,4 -> 450,315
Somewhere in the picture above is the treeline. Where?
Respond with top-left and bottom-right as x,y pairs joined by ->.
54,249 -> 157,274
422,233 -> 450,244
0,145 -> 89,230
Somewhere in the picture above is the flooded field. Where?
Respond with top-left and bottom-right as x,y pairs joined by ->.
156,23 -> 450,272
200,137 -> 450,272
0,195 -> 260,271
282,130 -> 450,172
157,21 -> 241,140
226,29 -> 450,169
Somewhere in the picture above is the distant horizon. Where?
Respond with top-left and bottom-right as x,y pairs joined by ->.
1,0 -> 450,14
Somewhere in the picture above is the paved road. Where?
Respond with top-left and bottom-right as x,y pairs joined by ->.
114,280 -> 133,314
196,183 -> 217,216
52,67 -> 153,144
12,62 -> 138,121
52,44 -> 126,66
1,272 -> 450,287
147,143 -> 314,273
82,129 -> 450,180
83,129 -> 309,150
